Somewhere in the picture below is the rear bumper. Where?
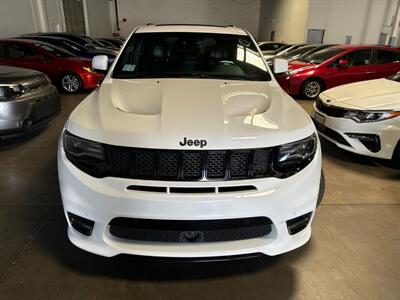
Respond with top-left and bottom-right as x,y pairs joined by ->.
58,142 -> 322,258
0,85 -> 60,135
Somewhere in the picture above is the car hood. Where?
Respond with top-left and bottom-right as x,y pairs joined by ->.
66,79 -> 315,149
65,57 -> 92,66
320,79 -> 400,110
0,65 -> 46,84
288,61 -> 316,71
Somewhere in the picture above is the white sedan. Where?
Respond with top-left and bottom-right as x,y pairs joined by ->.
312,73 -> 400,167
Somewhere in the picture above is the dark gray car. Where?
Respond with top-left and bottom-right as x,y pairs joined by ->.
0,65 -> 60,136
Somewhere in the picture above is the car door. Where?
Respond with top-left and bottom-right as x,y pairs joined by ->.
6,43 -> 57,79
371,49 -> 400,78
324,49 -> 374,87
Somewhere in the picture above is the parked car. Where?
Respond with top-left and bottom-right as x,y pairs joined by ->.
258,41 -> 286,54
58,24 -> 324,258
81,34 -> 119,51
25,32 -> 118,56
263,44 -> 306,59
0,65 -> 60,137
276,44 -> 337,62
16,35 -> 116,62
277,45 -> 400,99
312,72 -> 400,167
0,39 -> 104,93
98,38 -> 124,48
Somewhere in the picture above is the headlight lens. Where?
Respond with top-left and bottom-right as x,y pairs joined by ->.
344,110 -> 400,123
0,84 -> 26,101
63,131 -> 110,177
275,133 -> 317,177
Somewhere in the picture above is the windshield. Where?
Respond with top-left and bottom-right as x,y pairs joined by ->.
302,48 -> 345,64
387,72 -> 400,82
281,45 -> 315,59
113,32 -> 271,81
35,43 -> 74,57
83,36 -> 105,48
62,40 -> 88,51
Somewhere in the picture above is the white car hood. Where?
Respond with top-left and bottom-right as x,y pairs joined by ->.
66,78 -> 314,149
320,79 -> 400,110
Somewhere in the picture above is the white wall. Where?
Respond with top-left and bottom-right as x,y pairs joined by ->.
258,0 -> 310,43
306,0 -> 396,44
111,0 -> 261,38
84,0 -> 112,37
0,0 -> 43,37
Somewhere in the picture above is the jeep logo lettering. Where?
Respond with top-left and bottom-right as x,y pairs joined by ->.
179,137 -> 207,148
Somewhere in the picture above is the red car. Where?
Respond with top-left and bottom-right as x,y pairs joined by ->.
0,39 -> 103,93
276,45 -> 400,99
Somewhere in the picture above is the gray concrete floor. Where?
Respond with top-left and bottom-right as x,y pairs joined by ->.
0,94 -> 399,300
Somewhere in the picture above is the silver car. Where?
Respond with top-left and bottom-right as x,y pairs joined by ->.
0,65 -> 60,137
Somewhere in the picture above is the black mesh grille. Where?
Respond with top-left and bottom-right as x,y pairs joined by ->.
230,151 -> 250,178
109,217 -> 273,243
206,151 -> 226,179
106,147 -> 273,181
253,149 -> 270,176
316,99 -> 347,117
136,151 -> 155,177
182,152 -> 203,179
158,151 -> 179,178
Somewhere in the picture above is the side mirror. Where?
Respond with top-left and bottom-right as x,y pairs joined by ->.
92,55 -> 109,74
273,58 -> 288,74
338,59 -> 349,68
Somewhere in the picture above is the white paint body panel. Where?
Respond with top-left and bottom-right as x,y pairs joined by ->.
313,79 -> 400,159
58,25 -> 322,258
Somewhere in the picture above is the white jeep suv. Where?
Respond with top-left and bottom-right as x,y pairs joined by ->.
58,25 -> 323,258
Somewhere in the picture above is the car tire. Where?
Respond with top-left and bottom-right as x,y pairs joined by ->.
301,79 -> 323,100
317,170 -> 325,207
392,141 -> 400,169
59,73 -> 83,94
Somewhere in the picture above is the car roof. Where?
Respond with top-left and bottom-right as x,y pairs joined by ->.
135,24 -> 247,36
0,38 -> 73,53
333,44 -> 399,51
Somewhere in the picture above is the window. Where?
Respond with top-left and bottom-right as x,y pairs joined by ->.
304,48 -> 345,64
113,32 -> 271,82
341,49 -> 372,66
0,43 -> 5,57
259,43 -> 285,51
8,44 -> 36,59
376,50 -> 399,64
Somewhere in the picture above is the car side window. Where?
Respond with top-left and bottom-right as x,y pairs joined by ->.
0,43 -> 5,57
7,44 -> 37,59
331,49 -> 372,68
376,50 -> 399,64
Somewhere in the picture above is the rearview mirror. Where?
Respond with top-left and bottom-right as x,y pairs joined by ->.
273,58 -> 288,74
338,59 -> 349,68
92,55 -> 109,74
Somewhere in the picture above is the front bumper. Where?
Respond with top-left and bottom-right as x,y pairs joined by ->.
313,104 -> 400,160
0,85 -> 60,135
81,72 -> 104,90
58,144 -> 322,258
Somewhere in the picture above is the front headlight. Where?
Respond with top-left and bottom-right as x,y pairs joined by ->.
344,110 -> 400,123
0,84 -> 26,101
275,133 -> 317,177
63,131 -> 110,177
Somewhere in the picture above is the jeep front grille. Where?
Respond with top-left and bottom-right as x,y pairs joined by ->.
107,147 -> 273,181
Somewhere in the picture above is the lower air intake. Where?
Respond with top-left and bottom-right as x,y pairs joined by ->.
109,217 -> 272,243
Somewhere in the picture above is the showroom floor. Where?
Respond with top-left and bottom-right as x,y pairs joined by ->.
0,94 -> 399,300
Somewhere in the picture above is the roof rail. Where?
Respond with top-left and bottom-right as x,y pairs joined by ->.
152,24 -> 237,28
